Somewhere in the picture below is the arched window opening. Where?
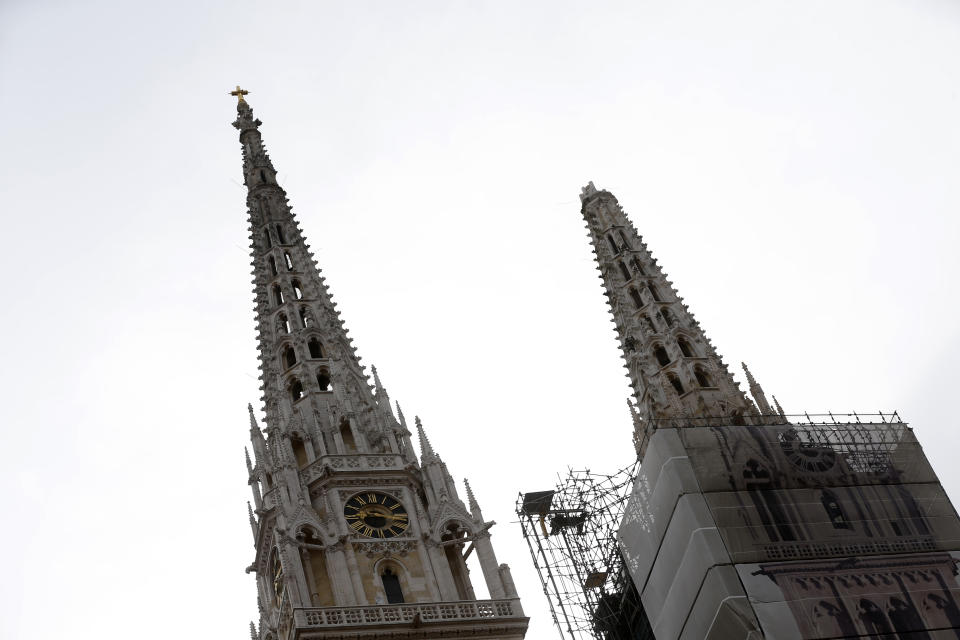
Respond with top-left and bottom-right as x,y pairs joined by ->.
292,280 -> 303,300
629,287 -> 643,309
630,256 -> 646,276
284,252 -> 294,271
316,370 -> 331,391
888,597 -> 926,637
273,285 -> 284,306
290,379 -> 303,402
260,170 -> 267,184
381,568 -> 404,604
659,308 -> 674,327
607,235 -> 619,254
340,419 -> 357,453
277,313 -> 290,334
694,368 -> 713,388
308,338 -> 323,359
263,228 -> 272,249
290,436 -> 308,468
648,285 -> 663,302
677,336 -> 694,357
642,315 -> 656,334
744,459 -> 795,541
283,345 -> 297,369
300,306 -> 313,328
618,230 -> 631,249
441,524 -> 472,600
858,599 -> 893,636
268,256 -> 278,276
654,345 -> 670,367
821,490 -> 851,530
618,262 -> 631,281
276,224 -> 287,244
668,375 -> 685,396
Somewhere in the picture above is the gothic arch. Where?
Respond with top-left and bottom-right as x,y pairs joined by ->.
373,558 -> 411,604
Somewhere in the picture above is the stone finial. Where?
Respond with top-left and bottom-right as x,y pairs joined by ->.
249,621 -> 258,640
371,364 -> 390,403
742,362 -> 773,416
773,395 -> 787,419
248,403 -> 259,431
245,446 -> 253,474
415,416 -> 436,460
741,362 -> 757,386
464,478 -> 483,519
580,181 -> 598,202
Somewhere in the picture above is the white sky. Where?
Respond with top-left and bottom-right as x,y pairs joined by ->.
2,1 -> 959,639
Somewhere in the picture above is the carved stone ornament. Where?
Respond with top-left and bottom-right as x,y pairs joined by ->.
355,540 -> 416,558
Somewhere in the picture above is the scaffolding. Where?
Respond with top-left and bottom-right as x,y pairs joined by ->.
517,462 -> 653,640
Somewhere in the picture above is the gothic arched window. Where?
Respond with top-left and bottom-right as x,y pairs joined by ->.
339,419 -> 356,452
284,252 -> 294,271
668,374 -> 684,396
654,345 -> 670,367
283,345 -> 297,369
300,306 -> 313,328
618,261 -> 632,281
381,568 -> 404,604
276,224 -> 287,244
263,228 -> 272,249
268,256 -> 278,276
618,230 -> 631,249
308,338 -> 323,359
648,284 -> 663,302
629,287 -> 644,309
607,235 -> 619,255
630,256 -> 645,276
694,367 -> 713,388
290,379 -> 303,402
820,489 -> 851,530
316,369 -> 331,392
292,280 -> 303,300
273,285 -> 284,306
642,315 -> 656,334
659,307 -> 675,327
678,336 -> 694,357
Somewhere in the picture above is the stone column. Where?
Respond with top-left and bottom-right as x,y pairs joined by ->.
325,545 -> 356,606
343,542 -> 368,604
426,541 -> 460,600
473,532 -> 506,599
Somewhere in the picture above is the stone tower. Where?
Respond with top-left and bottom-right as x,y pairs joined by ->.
580,182 -> 960,639
233,92 -> 527,640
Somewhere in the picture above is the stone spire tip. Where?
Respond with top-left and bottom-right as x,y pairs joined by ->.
416,416 -> 436,458
464,478 -> 481,515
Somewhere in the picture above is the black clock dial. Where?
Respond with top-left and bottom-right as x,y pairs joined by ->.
343,491 -> 409,538
779,428 -> 837,473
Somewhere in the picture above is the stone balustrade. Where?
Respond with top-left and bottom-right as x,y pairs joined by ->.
294,599 -> 523,628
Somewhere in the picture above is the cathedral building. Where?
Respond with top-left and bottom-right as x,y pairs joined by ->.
230,90 -> 528,640
579,182 -> 960,640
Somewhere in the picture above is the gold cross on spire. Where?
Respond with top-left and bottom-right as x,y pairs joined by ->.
230,85 -> 249,103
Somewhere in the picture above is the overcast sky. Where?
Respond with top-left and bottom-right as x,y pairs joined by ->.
2,2 -> 959,639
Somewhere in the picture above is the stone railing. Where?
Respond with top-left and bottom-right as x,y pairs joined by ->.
300,453 -> 404,483
294,599 -> 522,628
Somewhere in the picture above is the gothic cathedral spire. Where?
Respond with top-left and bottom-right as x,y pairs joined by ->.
579,182 -> 753,451
232,92 -> 527,640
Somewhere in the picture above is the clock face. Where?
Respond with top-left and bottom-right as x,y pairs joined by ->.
344,491 -> 409,538
270,551 -> 284,607
779,428 -> 837,473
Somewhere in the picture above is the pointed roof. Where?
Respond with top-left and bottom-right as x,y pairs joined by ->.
234,95 -> 374,432
416,416 -> 438,461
